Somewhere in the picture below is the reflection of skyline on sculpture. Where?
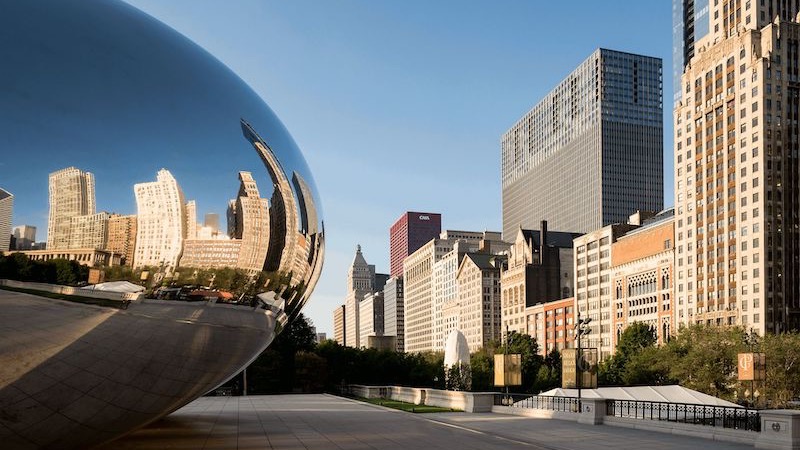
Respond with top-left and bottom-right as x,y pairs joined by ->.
0,0 -> 324,448
4,119 -> 323,320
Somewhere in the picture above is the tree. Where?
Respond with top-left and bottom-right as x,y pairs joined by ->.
535,348 -> 562,392
599,322 -> 657,385
660,324 -> 744,398
760,332 -> 800,407
470,348 -> 494,391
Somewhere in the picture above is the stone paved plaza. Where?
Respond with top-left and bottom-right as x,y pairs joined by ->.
102,394 -> 752,450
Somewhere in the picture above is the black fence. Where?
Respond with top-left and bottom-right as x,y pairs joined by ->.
494,394 -> 579,412
606,399 -> 761,432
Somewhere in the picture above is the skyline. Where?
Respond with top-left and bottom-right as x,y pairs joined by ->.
6,1 -> 674,335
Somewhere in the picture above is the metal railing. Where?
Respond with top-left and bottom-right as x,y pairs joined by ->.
494,394 -> 579,412
606,399 -> 761,432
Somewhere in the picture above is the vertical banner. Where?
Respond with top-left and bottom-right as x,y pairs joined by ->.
494,354 -> 522,387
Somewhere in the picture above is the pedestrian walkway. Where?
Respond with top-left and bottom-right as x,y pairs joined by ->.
102,394 -> 751,450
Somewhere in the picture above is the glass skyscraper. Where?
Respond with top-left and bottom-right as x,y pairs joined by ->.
501,48 -> 664,238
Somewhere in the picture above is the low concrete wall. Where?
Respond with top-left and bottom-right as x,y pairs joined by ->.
348,385 -> 390,400
347,385 -> 494,411
0,279 -> 143,302
390,386 -> 426,405
604,415 -> 757,446
424,388 -> 495,413
492,405 -> 578,421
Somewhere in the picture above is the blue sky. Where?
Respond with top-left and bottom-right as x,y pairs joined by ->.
41,1 -> 677,335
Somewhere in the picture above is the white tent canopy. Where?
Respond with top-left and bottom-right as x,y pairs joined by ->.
80,281 -> 145,293
539,385 -> 740,408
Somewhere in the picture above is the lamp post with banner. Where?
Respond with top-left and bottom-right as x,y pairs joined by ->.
739,329 -> 765,408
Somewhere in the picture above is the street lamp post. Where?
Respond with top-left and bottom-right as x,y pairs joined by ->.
574,313 -> 591,412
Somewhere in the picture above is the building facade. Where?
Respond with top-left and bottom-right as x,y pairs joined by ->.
47,167 -> 95,250
673,1 -> 800,334
0,188 -> 12,252
133,169 -> 186,271
501,223 -> 580,334
611,212 -> 675,346
382,276 -> 404,352
106,215 -> 136,266
403,237 -> 456,352
231,171 -> 270,274
524,297 -> 575,356
333,304 -> 346,345
68,212 -> 110,250
574,210 -> 674,358
389,211 -> 441,277
359,291 -> 384,348
672,0 -> 712,103
179,239 -> 242,269
501,48 -> 664,237
574,222 -> 637,359
12,225 -> 36,251
455,253 -> 504,352
344,245 -> 375,348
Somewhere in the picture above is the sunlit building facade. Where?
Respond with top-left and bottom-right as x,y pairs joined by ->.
107,214 -> 137,266
47,167 -> 95,250
501,49 -> 664,237
133,169 -> 186,270
673,0 -> 800,334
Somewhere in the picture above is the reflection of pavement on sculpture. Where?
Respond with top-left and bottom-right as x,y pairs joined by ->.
105,394 -> 752,450
0,290 -> 276,449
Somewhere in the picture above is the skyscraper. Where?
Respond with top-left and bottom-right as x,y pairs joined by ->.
389,211 -> 441,277
0,189 -> 12,252
133,169 -> 186,270
344,245 -> 375,348
382,276 -> 404,352
672,0 -> 712,103
673,1 -> 800,334
12,225 -> 36,251
47,167 -> 95,250
501,49 -> 664,238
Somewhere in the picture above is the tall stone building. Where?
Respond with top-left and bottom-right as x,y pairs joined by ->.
501,49 -> 664,237
185,200 -> 198,240
47,167 -> 95,250
133,169 -> 186,271
106,215 -> 137,265
344,245 -> 375,348
455,253 -> 505,352
389,212 -> 441,277
673,0 -> 800,334
404,231 -> 506,352
403,237 -> 457,352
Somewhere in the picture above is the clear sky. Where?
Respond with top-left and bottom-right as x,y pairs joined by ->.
84,1 -> 678,335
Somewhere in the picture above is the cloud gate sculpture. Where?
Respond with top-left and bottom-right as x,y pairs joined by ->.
0,1 -> 324,448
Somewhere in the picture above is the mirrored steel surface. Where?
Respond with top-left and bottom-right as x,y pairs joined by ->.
0,0 -> 324,448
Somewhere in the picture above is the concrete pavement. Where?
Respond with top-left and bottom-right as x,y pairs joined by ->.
101,394 -> 752,450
